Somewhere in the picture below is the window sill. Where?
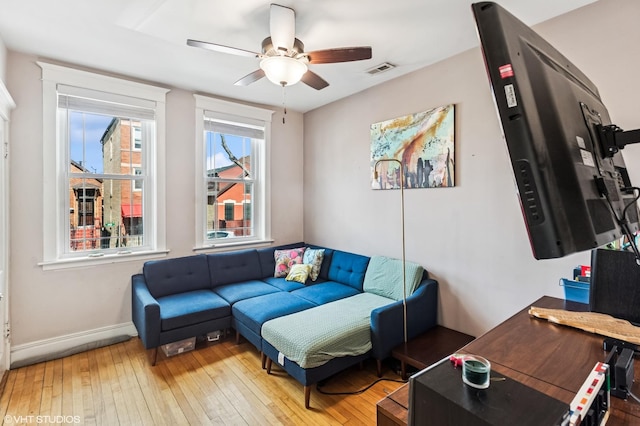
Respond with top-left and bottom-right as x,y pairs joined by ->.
193,238 -> 275,253
38,249 -> 170,271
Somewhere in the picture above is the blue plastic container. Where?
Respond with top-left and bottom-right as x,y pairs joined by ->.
560,278 -> 590,304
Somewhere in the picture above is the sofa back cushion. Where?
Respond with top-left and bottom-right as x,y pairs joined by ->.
207,249 -> 262,287
257,242 -> 305,278
143,254 -> 211,298
363,255 -> 425,301
327,250 -> 370,291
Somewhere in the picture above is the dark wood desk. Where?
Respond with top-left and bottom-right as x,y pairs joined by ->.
377,296 -> 640,425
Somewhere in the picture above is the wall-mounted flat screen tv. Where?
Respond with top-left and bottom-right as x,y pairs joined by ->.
472,1 -> 640,260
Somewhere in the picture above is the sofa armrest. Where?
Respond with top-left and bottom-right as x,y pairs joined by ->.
132,273 -> 161,349
370,278 -> 438,360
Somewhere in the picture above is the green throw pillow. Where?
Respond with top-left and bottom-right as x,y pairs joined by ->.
363,256 -> 424,301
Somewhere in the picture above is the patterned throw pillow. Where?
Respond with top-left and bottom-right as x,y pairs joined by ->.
285,264 -> 312,283
274,247 -> 306,278
303,248 -> 325,281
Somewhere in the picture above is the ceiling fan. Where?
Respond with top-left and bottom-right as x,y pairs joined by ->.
187,3 -> 372,90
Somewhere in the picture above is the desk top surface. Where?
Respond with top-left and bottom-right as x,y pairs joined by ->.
378,296 -> 640,425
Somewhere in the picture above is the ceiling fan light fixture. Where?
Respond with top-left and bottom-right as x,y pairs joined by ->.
188,4 -> 371,91
260,56 -> 308,87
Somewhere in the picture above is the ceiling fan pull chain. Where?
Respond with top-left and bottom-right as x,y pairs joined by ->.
282,83 -> 287,124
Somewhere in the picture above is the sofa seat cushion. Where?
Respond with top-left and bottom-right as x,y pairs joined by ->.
233,292 -> 316,336
291,282 -> 359,305
213,280 -> 281,305
262,276 -> 305,292
262,292 -> 394,368
157,289 -> 230,332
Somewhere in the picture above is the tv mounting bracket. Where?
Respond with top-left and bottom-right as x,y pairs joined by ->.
597,124 -> 640,158
591,124 -> 640,264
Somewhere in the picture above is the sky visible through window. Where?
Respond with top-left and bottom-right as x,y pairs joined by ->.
206,132 -> 249,173
69,111 -> 113,174
69,112 -> 252,177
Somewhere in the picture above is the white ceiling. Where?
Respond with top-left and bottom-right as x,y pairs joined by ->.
0,0 -> 596,112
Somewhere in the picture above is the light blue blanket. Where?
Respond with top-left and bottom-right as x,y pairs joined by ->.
262,292 -> 394,369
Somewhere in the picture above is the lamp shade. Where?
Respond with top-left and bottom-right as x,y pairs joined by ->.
260,56 -> 308,86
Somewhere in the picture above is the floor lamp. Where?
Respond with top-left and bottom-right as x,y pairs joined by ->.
373,158 -> 408,343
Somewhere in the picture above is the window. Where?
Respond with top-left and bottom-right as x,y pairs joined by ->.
39,62 -> 169,268
194,95 -> 273,248
243,201 -> 252,221
77,189 -> 96,224
133,167 -> 143,191
133,125 -> 142,150
224,201 -> 235,221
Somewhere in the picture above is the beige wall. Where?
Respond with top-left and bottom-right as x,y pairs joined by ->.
0,36 -> 6,82
303,0 -> 640,337
6,52 -> 304,357
538,0 -> 640,191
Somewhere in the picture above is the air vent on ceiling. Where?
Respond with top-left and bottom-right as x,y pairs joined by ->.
366,62 -> 396,75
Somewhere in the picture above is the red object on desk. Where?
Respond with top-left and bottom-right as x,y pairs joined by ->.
449,354 -> 463,368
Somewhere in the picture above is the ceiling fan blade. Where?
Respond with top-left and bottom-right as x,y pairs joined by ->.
187,39 -> 259,58
307,47 -> 372,64
270,4 -> 295,51
301,70 -> 329,90
234,69 -> 266,86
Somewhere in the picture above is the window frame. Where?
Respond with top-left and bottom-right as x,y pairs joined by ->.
39,62 -> 170,269
194,95 -> 273,250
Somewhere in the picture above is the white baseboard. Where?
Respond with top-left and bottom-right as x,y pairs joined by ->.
10,322 -> 138,368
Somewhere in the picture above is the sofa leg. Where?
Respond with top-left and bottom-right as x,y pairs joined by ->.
235,330 -> 241,344
261,352 -> 266,369
266,358 -> 272,374
149,347 -> 158,366
376,359 -> 382,377
304,386 -> 311,409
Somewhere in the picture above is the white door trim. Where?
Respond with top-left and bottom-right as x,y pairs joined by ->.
0,79 -> 16,373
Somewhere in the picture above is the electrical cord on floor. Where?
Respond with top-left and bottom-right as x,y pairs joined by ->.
629,389 -> 640,404
316,377 -> 406,396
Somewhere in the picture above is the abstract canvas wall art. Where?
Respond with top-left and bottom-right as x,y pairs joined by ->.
371,104 -> 455,190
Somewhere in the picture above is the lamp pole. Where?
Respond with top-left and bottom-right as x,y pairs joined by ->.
373,158 -> 407,343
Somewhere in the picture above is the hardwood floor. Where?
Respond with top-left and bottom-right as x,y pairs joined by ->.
0,337 -> 404,425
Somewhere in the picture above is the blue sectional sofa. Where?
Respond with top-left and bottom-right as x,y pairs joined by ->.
131,242 -> 438,407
